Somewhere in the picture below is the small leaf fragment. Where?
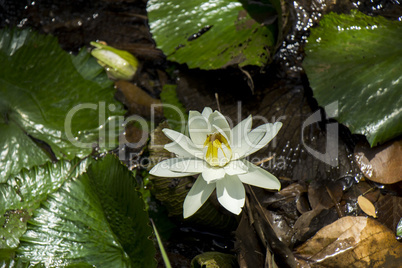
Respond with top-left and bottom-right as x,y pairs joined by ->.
397,218 -> 402,238
358,195 -> 377,218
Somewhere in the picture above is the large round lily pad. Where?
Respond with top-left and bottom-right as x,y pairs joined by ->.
303,11 -> 402,147
147,0 -> 279,70
13,155 -> 156,267
0,28 -> 125,180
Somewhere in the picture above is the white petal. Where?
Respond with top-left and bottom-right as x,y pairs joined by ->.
231,115 -> 252,149
202,167 -> 226,184
149,158 -> 199,177
237,160 -> 281,190
246,122 -> 282,156
209,111 -> 232,143
162,128 -> 203,159
216,175 -> 245,215
188,111 -> 211,147
169,158 -> 206,173
183,174 -> 216,218
164,142 -> 194,158
224,160 -> 248,176
233,122 -> 282,160
201,107 -> 213,118
232,129 -> 264,160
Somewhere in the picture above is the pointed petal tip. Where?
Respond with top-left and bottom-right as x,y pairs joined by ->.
182,174 -> 215,219
274,121 -> 283,131
183,210 -> 192,219
232,207 -> 243,215
225,205 -> 243,215
182,199 -> 197,219
148,165 -> 159,176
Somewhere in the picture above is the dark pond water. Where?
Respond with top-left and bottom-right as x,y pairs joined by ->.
1,0 -> 401,266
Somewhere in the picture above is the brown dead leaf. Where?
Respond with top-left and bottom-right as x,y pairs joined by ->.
308,180 -> 343,210
357,195 -> 377,218
354,140 -> 402,184
376,195 -> 402,233
295,216 -> 402,267
115,80 -> 162,118
241,188 -> 297,268
292,205 -> 338,244
235,211 -> 265,268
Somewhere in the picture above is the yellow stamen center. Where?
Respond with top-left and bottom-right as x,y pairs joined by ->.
203,132 -> 232,167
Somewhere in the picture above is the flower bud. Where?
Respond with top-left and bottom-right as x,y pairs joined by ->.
90,41 -> 138,80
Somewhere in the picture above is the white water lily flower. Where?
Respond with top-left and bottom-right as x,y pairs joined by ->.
150,107 -> 283,218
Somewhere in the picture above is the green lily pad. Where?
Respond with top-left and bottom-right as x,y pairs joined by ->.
0,28 -> 125,180
303,11 -> 402,146
147,0 -> 278,70
16,154 -> 156,267
0,158 -> 91,249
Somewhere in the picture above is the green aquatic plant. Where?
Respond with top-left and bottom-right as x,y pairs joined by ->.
303,10 -> 402,146
150,107 -> 282,218
90,41 -> 139,80
147,0 -> 281,70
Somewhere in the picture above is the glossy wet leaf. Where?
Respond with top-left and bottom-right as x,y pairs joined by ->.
0,210 -> 29,249
354,140 -> 402,184
17,154 -> 156,267
0,158 -> 90,249
303,11 -> 402,146
0,28 -> 125,180
295,216 -> 402,267
147,0 -> 278,70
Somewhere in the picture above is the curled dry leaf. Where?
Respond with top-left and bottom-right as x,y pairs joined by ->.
115,80 -> 162,118
262,184 -> 308,246
295,216 -> 402,267
308,180 -> 343,210
354,140 -> 402,184
292,205 -> 338,245
235,212 -> 265,268
357,195 -> 377,218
